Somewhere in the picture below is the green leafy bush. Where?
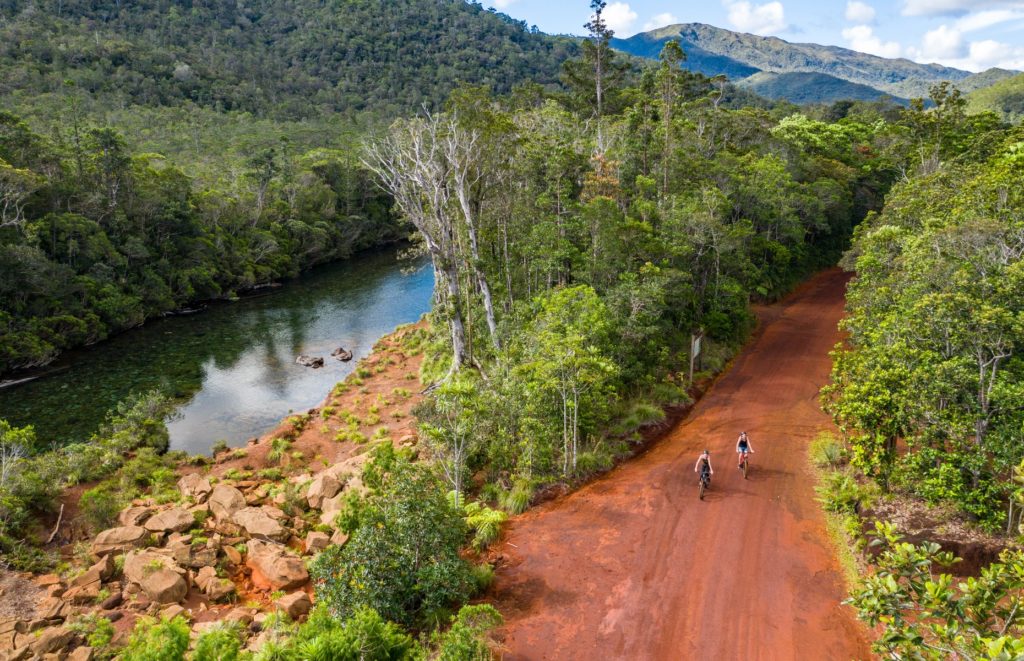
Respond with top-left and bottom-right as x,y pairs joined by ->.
462,501 -> 508,551
120,616 -> 190,661
433,604 -> 503,661
310,455 -> 473,628
192,622 -> 243,661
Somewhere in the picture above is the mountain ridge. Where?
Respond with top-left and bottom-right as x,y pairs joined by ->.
612,22 -> 1018,104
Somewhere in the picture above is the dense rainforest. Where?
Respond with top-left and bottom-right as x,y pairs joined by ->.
0,0 -> 578,120
0,115 -> 400,373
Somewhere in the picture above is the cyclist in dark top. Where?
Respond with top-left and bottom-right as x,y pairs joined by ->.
694,449 -> 714,483
736,431 -> 754,468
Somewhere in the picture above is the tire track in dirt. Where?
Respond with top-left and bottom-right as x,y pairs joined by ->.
489,268 -> 871,660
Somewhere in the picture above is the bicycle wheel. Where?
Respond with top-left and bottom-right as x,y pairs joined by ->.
698,477 -> 706,500
742,459 -> 748,479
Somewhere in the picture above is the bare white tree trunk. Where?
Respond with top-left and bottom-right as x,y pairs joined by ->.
363,115 -> 469,373
445,120 -> 502,353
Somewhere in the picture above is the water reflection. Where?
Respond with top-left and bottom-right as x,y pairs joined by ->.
0,249 -> 434,455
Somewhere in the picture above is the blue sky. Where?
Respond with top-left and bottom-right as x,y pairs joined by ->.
487,0 -> 1024,71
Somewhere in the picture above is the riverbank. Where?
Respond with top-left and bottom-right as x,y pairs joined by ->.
0,248 -> 433,451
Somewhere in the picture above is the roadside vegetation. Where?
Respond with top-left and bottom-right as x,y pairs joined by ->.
813,82 -> 1024,655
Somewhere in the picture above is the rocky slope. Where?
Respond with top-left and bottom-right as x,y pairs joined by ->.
0,324 -> 427,659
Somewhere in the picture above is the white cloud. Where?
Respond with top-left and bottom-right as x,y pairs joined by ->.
845,1 -> 877,23
841,24 -> 904,57
918,24 -> 966,58
901,0 -> 1024,17
953,8 -> 1024,30
723,0 -> 788,35
490,0 -> 517,8
602,2 -> 638,34
643,12 -> 680,31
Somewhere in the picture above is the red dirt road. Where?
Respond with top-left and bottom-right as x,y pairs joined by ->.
490,269 -> 871,660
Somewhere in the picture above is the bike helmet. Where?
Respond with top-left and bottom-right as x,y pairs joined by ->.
703,449 -> 709,454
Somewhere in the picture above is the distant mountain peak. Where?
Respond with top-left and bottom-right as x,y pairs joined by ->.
612,22 -> 1018,104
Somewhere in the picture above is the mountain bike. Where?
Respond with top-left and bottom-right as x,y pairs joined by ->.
698,466 -> 711,500
739,451 -> 750,479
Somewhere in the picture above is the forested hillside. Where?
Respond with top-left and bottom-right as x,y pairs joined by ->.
0,0 -> 578,120
967,72 -> 1024,124
0,0 -> 586,375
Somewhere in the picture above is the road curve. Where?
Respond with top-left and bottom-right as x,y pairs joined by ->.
489,268 -> 871,661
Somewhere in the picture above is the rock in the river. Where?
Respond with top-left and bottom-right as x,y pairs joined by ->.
91,526 -> 149,557
331,347 -> 353,362
245,540 -> 308,591
295,355 -> 324,368
209,485 -> 246,521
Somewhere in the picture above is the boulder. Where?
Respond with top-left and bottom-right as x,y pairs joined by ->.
331,347 -> 353,362
318,493 -> 345,527
177,474 -> 213,502
223,545 -> 242,566
144,507 -> 194,534
118,506 -> 152,527
141,569 -> 187,605
68,647 -> 94,661
194,567 -> 235,602
304,531 -> 329,555
160,604 -> 187,621
232,507 -> 287,541
323,452 -> 370,482
208,485 -> 245,521
124,550 -> 181,587
275,592 -> 311,620
306,473 -> 341,509
295,355 -> 324,368
91,526 -> 148,557
330,530 -> 350,547
31,627 -> 74,656
245,540 -> 308,591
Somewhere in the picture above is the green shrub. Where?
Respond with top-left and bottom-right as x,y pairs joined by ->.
462,501 -> 507,551
310,455 -> 474,628
192,622 -> 242,661
433,604 -> 503,661
810,432 -> 847,469
79,484 -> 123,533
816,470 -> 872,514
120,616 -> 190,661
284,606 -> 420,661
68,614 -> 116,659
470,563 -> 495,593
211,440 -> 229,456
498,481 -> 532,515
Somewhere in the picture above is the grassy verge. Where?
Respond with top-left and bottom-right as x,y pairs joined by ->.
806,430 -> 873,593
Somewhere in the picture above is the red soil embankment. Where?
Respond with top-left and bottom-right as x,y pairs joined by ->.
490,268 -> 871,660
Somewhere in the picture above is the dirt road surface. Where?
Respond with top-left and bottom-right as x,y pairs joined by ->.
490,269 -> 871,660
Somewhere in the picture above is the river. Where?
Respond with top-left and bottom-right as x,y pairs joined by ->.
0,248 -> 434,455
